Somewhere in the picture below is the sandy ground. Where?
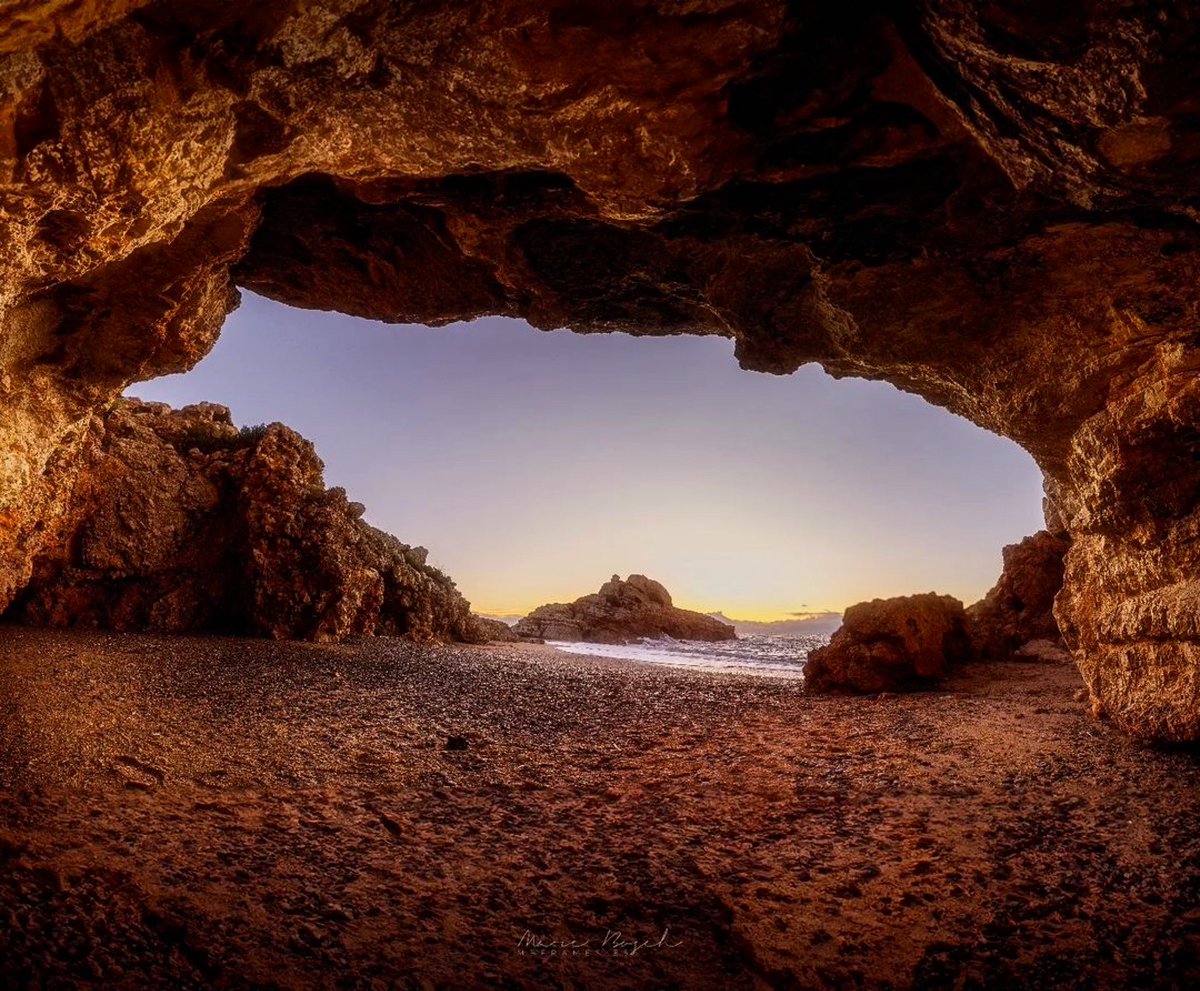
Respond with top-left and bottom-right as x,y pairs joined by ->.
1,629 -> 1199,990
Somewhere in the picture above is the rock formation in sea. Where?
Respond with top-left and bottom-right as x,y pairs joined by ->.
966,531 -> 1070,660
805,593 -> 971,694
514,575 -> 736,644
2,3 -> 1200,736
4,399 -> 498,643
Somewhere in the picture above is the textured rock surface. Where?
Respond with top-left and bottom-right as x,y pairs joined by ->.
514,574 -> 736,644
1,2 -> 1200,734
4,399 -> 492,643
806,594 -> 971,694
1013,639 -> 1074,664
470,616 -> 521,644
967,531 -> 1069,659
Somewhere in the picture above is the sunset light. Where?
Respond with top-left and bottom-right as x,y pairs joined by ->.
133,294 -> 1045,623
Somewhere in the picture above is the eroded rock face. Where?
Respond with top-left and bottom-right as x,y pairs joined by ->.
5,399 -> 490,643
805,594 -> 971,694
471,616 -> 521,644
2,3 -> 1200,735
514,574 -> 736,644
967,531 -> 1069,660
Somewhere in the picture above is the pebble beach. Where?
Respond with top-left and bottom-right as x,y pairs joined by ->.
2,629 -> 1199,989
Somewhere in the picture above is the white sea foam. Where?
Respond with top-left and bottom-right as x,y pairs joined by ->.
547,633 -> 828,679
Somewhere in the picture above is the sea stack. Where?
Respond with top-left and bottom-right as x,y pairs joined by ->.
514,574 -> 736,644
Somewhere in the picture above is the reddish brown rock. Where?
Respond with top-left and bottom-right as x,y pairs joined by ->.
0,3 -> 1199,736
805,594 -> 971,694
1013,639 -> 1073,664
6,399 -> 484,643
469,616 -> 521,643
514,574 -> 735,644
967,531 -> 1070,660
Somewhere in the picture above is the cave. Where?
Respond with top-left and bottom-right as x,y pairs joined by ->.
3,0 -> 1200,739
4,3 -> 1200,987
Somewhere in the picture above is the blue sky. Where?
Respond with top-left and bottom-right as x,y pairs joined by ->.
130,292 -> 1045,619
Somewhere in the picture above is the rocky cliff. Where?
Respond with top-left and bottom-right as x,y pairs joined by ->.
2,2 -> 1200,736
514,575 -> 736,644
4,399 -> 491,643
967,531 -> 1070,660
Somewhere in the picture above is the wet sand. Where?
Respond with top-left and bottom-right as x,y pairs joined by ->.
1,628 -> 1199,990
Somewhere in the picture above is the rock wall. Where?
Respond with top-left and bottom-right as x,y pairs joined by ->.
1,2 -> 1200,735
514,574 -> 736,644
967,531 -> 1069,660
5,399 -> 488,643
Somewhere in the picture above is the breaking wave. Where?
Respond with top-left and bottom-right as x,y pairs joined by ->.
547,633 -> 829,679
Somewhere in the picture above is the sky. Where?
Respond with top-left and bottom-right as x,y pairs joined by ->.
130,292 -> 1046,621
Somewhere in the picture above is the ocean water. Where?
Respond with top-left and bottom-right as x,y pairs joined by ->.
547,633 -> 830,679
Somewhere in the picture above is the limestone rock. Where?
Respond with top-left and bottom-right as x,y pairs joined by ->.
1,3 -> 1200,736
469,616 -> 520,643
805,594 -> 971,694
1013,639 -> 1073,665
6,400 -> 479,643
967,531 -> 1069,659
514,575 -> 735,644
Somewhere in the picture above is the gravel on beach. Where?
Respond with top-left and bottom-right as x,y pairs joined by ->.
1,628 -> 1199,990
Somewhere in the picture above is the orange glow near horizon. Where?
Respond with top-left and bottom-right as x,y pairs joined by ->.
468,592 -> 848,622
469,592 -> 971,624
131,300 -> 1046,623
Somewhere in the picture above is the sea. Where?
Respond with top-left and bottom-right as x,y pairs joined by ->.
547,633 -> 830,679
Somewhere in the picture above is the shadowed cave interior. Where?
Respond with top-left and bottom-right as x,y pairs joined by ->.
5,3 -> 1200,988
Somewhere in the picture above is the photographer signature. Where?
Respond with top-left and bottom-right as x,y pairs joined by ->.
517,926 -> 682,956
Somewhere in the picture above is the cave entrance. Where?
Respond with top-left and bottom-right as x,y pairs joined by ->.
127,291 -> 1045,634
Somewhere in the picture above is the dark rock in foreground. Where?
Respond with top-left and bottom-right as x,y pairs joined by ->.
967,531 -> 1069,659
514,574 -> 735,644
806,593 -> 970,694
4,399 -> 496,644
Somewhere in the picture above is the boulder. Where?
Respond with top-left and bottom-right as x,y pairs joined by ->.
514,574 -> 735,644
805,594 -> 971,694
1013,639 -> 1073,664
5,399 -> 480,644
967,531 -> 1069,659
469,616 -> 521,643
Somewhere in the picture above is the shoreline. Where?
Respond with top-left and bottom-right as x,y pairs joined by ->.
486,638 -> 811,681
2,627 -> 1199,989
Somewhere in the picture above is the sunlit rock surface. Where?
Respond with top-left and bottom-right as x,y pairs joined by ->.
967,531 -> 1069,660
4,399 -> 487,643
470,615 -> 521,643
2,2 -> 1200,734
514,574 -> 736,644
805,593 -> 971,694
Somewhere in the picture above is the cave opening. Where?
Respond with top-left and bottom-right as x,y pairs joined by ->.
10,3 -> 1200,984
120,290 -> 1045,638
